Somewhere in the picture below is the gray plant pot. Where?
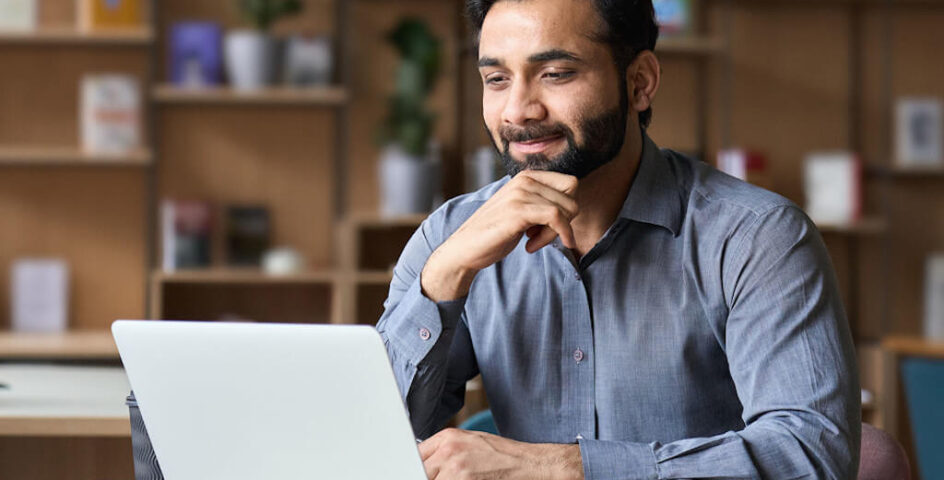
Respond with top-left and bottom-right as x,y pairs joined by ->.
224,30 -> 278,90
379,144 -> 439,217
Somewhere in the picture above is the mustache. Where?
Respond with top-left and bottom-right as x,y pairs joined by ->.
499,123 -> 572,144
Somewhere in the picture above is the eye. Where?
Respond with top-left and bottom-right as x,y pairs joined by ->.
543,70 -> 575,82
483,74 -> 510,89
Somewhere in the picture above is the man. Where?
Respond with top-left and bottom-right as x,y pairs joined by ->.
376,0 -> 860,478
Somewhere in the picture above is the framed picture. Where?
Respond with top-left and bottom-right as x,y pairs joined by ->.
896,97 -> 943,168
804,151 -> 861,226
169,21 -> 223,88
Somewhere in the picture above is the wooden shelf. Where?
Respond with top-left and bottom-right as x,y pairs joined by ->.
349,270 -> 394,285
657,36 -> 726,56
883,335 -> 944,359
0,147 -> 152,167
868,164 -> 944,178
0,331 -> 118,360
154,269 -> 338,285
815,217 -> 887,235
0,27 -> 153,46
152,84 -> 349,106
344,213 -> 428,229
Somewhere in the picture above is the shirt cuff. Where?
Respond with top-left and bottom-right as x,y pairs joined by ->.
578,438 -> 659,480
383,274 -> 467,366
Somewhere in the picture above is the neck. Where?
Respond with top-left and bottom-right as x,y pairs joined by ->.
570,126 -> 643,258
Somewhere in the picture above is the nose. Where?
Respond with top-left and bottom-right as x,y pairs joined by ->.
501,80 -> 547,126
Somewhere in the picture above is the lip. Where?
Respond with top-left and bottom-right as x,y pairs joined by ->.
510,134 -> 564,154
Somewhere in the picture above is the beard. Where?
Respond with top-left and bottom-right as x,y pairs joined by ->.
490,84 -> 629,179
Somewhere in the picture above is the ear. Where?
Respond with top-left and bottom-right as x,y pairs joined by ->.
626,51 -> 661,114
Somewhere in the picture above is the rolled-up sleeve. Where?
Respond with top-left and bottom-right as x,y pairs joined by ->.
577,205 -> 860,479
375,214 -> 479,438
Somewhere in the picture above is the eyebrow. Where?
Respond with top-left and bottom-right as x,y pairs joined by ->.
478,49 -> 583,68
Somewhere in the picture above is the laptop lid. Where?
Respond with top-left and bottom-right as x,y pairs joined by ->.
112,320 -> 426,480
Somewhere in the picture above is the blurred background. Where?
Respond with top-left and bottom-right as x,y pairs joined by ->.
0,0 -> 942,478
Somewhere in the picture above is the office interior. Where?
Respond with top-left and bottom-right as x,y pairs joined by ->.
0,0 -> 942,478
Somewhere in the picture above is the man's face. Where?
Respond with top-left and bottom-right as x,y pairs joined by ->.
478,0 -> 629,179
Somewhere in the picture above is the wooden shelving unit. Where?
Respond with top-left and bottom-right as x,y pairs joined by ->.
152,84 -> 349,106
0,331 -> 118,360
0,27 -> 153,46
0,146 -> 152,167
657,35 -> 726,56
816,217 -> 888,235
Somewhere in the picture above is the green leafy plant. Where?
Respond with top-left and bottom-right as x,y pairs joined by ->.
237,0 -> 303,31
378,18 -> 442,157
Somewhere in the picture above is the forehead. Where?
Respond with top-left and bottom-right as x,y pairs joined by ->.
479,0 -> 607,62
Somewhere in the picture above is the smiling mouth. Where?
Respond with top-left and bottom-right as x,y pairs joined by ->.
510,134 -> 565,154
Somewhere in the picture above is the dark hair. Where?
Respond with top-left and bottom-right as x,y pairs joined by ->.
466,0 -> 658,128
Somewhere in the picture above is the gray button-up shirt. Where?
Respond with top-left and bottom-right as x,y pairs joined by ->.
376,134 -> 860,479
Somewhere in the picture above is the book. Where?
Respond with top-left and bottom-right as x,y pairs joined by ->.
169,21 -> 223,88
78,0 -> 143,31
161,200 -> 212,271
0,0 -> 36,31
653,0 -> 691,35
10,259 -> 69,333
716,148 -> 772,190
926,254 -> 944,340
804,151 -> 862,226
226,206 -> 271,267
896,97 -> 943,169
80,73 -> 141,155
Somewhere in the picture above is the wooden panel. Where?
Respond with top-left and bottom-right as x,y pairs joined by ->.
726,3 -> 852,204
647,57 -> 701,155
0,169 -> 147,330
159,283 -> 333,324
356,284 -> 389,326
0,437 -> 132,480
0,46 -> 149,147
348,0 -> 461,214
157,107 -> 336,269
0,331 -> 118,360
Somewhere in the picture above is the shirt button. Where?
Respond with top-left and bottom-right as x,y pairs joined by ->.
573,272 -> 581,281
419,328 -> 431,341
575,434 -> 584,440
573,349 -> 584,363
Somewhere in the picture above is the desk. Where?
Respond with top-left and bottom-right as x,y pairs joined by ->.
0,331 -> 120,360
0,365 -> 133,479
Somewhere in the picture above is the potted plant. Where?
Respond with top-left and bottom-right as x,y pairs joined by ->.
377,18 -> 442,217
225,0 -> 302,90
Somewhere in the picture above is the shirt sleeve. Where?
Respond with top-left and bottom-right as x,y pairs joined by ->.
578,205 -> 861,480
374,214 -> 480,439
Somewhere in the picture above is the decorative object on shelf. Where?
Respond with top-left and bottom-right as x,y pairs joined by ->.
284,35 -> 333,86
926,254 -> 944,340
896,97 -> 943,169
225,0 -> 303,90
716,148 -> 772,190
80,73 -> 141,155
10,259 -> 69,333
226,205 -> 271,267
465,145 -> 501,192
653,0 -> 690,36
161,200 -> 212,271
803,151 -> 862,226
262,247 -> 304,275
169,21 -> 223,88
0,0 -> 36,31
78,0 -> 143,32
378,18 -> 442,217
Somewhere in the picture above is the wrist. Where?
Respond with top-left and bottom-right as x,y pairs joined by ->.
536,443 -> 584,480
421,244 -> 478,302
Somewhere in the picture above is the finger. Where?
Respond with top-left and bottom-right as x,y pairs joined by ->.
514,176 -> 579,218
418,428 -> 457,461
517,170 -> 579,195
521,203 -> 576,251
526,226 -> 560,253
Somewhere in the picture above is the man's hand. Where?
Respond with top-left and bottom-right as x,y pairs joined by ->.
421,171 -> 579,302
419,428 -> 583,480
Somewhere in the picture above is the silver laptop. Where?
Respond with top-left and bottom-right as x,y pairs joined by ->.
112,320 -> 427,480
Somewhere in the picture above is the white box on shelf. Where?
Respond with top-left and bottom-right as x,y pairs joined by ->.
80,73 -> 141,155
0,0 -> 37,31
896,97 -> 943,169
804,151 -> 861,226
10,259 -> 70,333
926,254 -> 944,341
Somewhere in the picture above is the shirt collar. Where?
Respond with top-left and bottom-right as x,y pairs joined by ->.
617,132 -> 684,236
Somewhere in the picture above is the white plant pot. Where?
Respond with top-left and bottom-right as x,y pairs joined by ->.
379,144 -> 439,217
224,30 -> 277,90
